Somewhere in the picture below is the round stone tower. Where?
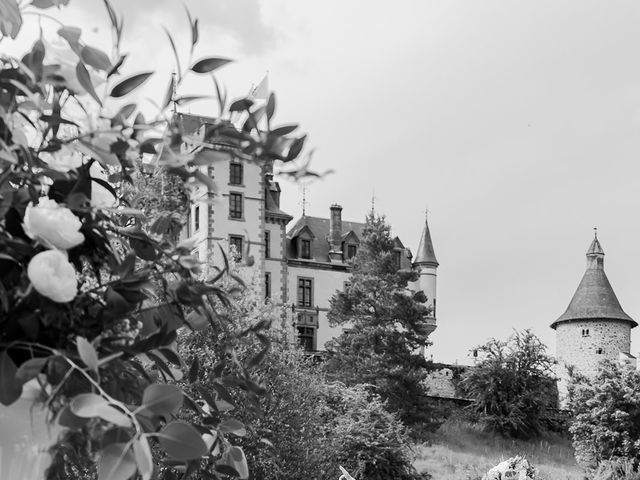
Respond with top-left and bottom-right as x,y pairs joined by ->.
552,233 -> 637,401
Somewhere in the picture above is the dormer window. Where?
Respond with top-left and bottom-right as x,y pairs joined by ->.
392,250 -> 401,269
301,239 -> 311,259
347,244 -> 357,260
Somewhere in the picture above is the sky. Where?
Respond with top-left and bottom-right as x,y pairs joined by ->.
6,0 -> 640,364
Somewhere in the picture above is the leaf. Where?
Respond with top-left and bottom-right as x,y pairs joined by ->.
57,25 -> 81,47
247,345 -> 269,370
31,0 -> 70,8
286,134 -> 307,161
107,54 -> 127,78
184,5 -> 198,52
266,92 -> 275,121
98,442 -> 137,480
141,383 -> 183,418
191,57 -> 232,74
76,61 -> 103,107
109,72 -> 154,98
0,0 -> 22,39
81,45 -> 112,71
57,405 -> 90,430
219,446 -> 249,480
70,393 -> 132,427
162,26 -> 182,82
132,437 -> 153,480
15,357 -> 48,383
77,336 -> 99,371
159,422 -> 208,460
218,418 -> 246,437
271,124 -> 298,136
188,356 -> 199,383
229,98 -> 253,112
162,76 -> 175,109
0,350 -> 22,405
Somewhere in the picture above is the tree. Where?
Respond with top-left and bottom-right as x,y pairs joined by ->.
460,330 -> 559,438
323,212 -> 439,431
567,361 -> 640,470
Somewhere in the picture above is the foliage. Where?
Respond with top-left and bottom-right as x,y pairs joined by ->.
0,1 -> 311,479
567,361 -> 640,470
460,330 -> 559,438
324,212 -> 439,432
590,459 -> 640,480
178,262 -> 426,479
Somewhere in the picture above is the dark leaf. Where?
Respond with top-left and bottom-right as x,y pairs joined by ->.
162,27 -> 182,81
266,92 -> 275,121
163,76 -> 175,109
109,72 -> 154,98
107,54 -> 127,78
286,134 -> 307,161
188,356 -> 199,383
229,98 -> 253,113
57,405 -> 90,430
218,418 -> 246,437
0,351 -> 22,405
270,124 -> 298,136
191,57 -> 232,74
141,383 -> 183,418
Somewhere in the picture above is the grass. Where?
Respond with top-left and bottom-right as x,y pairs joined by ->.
412,418 -> 584,480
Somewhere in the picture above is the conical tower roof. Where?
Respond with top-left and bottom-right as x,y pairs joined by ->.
414,212 -> 438,267
551,234 -> 636,329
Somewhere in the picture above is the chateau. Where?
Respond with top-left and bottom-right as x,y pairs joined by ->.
179,113 -> 439,352
552,233 -> 637,401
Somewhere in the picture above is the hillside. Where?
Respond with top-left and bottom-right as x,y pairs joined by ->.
413,419 -> 582,480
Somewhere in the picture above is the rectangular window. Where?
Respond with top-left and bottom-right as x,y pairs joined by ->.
194,204 -> 200,232
265,231 -> 270,259
392,250 -> 401,269
297,326 -> 315,352
229,235 -> 243,261
301,239 -> 311,259
347,244 -> 357,259
229,193 -> 243,219
265,272 -> 271,299
229,162 -> 243,185
297,277 -> 313,307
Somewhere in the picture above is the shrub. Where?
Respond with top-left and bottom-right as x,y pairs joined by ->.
568,361 -> 640,470
460,330 -> 559,438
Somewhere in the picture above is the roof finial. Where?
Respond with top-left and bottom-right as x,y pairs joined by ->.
370,188 -> 376,215
300,182 -> 309,217
594,226 -> 598,239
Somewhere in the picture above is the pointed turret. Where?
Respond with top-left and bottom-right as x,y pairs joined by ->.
552,234 -> 636,329
414,213 -> 439,267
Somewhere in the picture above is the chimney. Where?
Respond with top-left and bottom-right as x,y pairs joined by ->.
328,204 -> 343,261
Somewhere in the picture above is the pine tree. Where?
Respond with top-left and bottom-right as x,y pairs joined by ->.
324,212 -> 439,432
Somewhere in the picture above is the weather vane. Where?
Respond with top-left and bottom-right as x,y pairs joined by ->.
300,183 -> 309,217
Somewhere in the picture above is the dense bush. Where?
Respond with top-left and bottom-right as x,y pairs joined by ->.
460,330 -> 559,438
178,265 -> 427,480
568,361 -> 640,470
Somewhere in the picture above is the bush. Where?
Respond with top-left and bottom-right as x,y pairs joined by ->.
460,330 -> 559,438
568,361 -> 640,470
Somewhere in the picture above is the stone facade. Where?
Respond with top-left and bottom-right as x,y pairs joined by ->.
423,365 -> 467,400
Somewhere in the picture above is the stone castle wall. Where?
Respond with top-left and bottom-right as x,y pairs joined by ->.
555,319 -> 631,402
424,364 -> 468,400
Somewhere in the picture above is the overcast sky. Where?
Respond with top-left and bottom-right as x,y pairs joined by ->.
7,0 -> 640,363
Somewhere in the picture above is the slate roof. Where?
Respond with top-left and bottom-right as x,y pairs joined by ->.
414,214 -> 438,266
286,216 -> 365,262
552,238 -> 636,329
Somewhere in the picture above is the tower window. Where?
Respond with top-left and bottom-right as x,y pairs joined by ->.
229,235 -> 243,261
297,277 -> 313,307
229,193 -> 243,219
265,231 -> 270,259
596,348 -> 603,355
229,162 -> 243,185
193,204 -> 200,232
301,239 -> 311,259
582,329 -> 590,337
265,272 -> 271,299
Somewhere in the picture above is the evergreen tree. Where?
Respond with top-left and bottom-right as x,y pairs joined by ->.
324,212 -> 439,432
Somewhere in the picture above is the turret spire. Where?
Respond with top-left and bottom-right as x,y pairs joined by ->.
414,210 -> 438,267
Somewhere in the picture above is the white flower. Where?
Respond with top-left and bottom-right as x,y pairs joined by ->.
23,197 -> 84,250
27,250 -> 78,303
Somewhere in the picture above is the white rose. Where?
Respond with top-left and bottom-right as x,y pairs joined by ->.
23,197 -> 84,250
27,250 -> 78,303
